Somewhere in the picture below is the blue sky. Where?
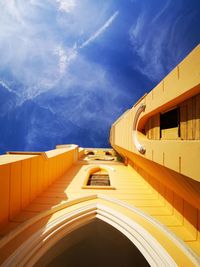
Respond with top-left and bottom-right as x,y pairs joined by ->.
0,0 -> 200,153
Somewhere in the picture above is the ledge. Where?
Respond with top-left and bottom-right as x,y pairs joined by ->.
82,185 -> 116,190
0,146 -> 79,165
45,146 -> 78,159
0,154 -> 37,165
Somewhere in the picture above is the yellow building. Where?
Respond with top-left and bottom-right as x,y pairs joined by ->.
0,45 -> 200,266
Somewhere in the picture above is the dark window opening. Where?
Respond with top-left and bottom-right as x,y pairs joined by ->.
87,151 -> 94,155
160,108 -> 180,138
105,151 -> 112,156
87,174 -> 110,186
141,128 -> 145,135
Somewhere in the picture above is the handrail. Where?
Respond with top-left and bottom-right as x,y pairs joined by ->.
132,103 -> 146,154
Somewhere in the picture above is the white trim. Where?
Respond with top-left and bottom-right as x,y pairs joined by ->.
1,195 -> 199,267
99,195 -> 200,266
2,203 -> 177,267
0,195 -> 97,249
133,103 -> 146,154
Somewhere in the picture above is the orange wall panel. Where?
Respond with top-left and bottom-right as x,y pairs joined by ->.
43,159 -> 48,189
0,164 -> 10,226
21,159 -> 31,209
30,157 -> 38,201
9,162 -> 22,220
53,157 -> 57,181
47,159 -> 53,186
38,157 -> 45,195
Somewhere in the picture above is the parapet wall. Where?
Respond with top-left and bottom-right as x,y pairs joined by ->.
0,146 -> 79,228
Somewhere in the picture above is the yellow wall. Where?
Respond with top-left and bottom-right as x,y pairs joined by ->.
1,157 -> 199,265
78,147 -> 85,159
0,148 -> 199,264
110,45 -> 200,257
0,146 -> 78,228
110,44 -> 200,182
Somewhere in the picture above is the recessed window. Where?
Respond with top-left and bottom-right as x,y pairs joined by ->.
82,166 -> 115,190
160,108 -> 180,139
160,108 -> 179,129
87,174 -> 110,186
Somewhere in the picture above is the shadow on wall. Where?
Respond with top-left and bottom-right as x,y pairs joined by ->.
35,219 -> 150,267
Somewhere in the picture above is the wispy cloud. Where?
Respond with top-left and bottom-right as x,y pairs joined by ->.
129,1 -> 191,82
56,0 -> 76,13
0,80 -> 21,99
0,80 -> 13,93
0,0 -> 123,151
0,1 -> 118,100
151,0 -> 171,23
54,45 -> 78,77
80,11 -> 119,48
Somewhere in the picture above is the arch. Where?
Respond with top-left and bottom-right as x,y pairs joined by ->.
1,195 -> 198,267
36,218 -> 150,267
3,202 -> 177,267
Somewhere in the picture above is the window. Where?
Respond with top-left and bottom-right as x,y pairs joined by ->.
82,166 -> 115,190
160,108 -> 180,139
87,174 -> 110,186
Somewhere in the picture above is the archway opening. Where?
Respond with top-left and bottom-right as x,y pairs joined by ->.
36,219 -> 150,267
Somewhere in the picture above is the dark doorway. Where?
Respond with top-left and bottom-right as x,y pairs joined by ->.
36,219 -> 150,267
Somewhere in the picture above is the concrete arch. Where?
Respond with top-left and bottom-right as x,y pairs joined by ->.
2,197 -> 181,267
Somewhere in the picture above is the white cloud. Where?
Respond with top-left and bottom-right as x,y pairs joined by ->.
0,80 -> 13,93
151,0 -> 171,23
54,45 -> 78,77
0,0 -> 119,102
55,46 -> 68,76
40,53 -> 122,127
0,1 -> 78,99
56,0 -> 76,13
129,4 -> 182,82
129,14 -> 145,49
80,11 -> 119,48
